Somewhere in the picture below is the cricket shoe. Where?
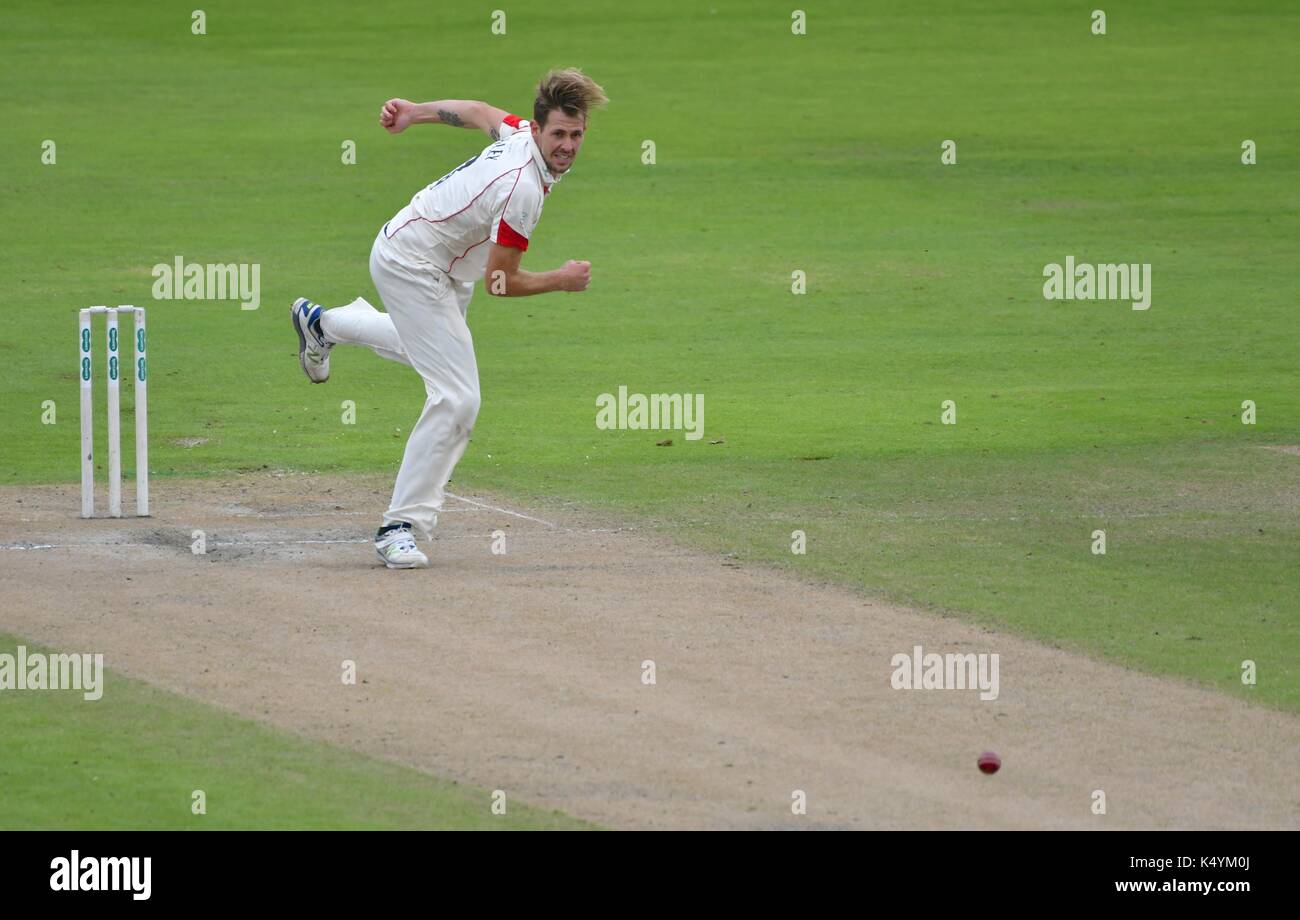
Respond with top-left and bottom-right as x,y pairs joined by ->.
291,297 -> 332,383
375,525 -> 428,569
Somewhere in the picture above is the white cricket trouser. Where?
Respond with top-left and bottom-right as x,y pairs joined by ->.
319,233 -> 480,539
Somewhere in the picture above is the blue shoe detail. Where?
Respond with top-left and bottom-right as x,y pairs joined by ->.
291,297 -> 332,384
308,305 -> 325,343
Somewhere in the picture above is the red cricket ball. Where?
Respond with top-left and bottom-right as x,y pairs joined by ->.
978,751 -> 1001,774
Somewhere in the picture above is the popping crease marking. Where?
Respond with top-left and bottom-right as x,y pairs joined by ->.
0,526 -> 630,551
446,492 -> 557,528
3,491 -> 563,550
126,494 -> 555,523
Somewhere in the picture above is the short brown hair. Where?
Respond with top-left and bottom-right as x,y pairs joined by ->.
533,68 -> 608,128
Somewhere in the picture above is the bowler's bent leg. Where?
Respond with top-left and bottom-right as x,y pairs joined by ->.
319,297 -> 411,366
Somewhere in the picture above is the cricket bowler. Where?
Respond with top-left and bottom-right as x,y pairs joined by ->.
290,69 -> 608,568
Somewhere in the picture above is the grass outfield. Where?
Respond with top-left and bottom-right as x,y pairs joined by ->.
0,636 -> 590,829
1,0 -> 1297,748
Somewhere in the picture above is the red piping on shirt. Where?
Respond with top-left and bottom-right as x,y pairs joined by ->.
383,165 -> 526,242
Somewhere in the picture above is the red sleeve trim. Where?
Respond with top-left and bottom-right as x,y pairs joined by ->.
503,114 -> 523,129
495,218 -> 529,251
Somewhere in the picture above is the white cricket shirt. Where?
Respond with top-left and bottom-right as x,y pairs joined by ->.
380,114 -> 560,281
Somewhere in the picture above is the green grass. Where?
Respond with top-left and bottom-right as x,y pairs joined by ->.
1,0 -> 1297,825
0,636 -> 590,829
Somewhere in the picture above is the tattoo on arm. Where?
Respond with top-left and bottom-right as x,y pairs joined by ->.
437,108 -> 465,127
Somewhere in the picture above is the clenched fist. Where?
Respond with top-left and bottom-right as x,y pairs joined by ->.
558,260 -> 591,292
380,98 -> 415,134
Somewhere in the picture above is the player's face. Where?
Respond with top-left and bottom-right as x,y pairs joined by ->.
532,110 -> 586,174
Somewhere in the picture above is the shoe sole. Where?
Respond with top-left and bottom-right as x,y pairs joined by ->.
376,549 -> 427,569
291,300 -> 328,384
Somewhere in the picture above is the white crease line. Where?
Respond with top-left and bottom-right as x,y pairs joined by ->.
0,527 -> 629,552
446,492 -> 557,528
10,497 -> 555,528
211,528 -> 631,546
221,507 -> 482,518
212,538 -> 372,547
0,539 -> 379,550
222,509 -> 374,518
